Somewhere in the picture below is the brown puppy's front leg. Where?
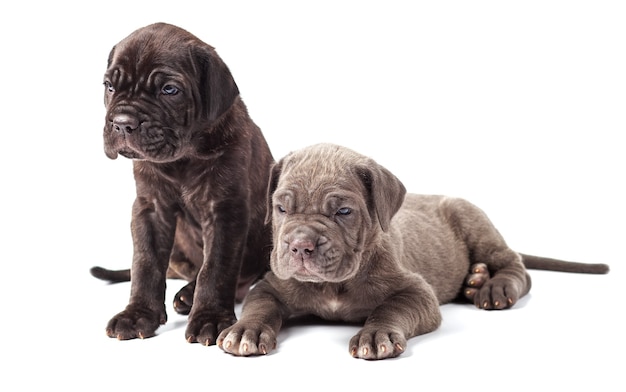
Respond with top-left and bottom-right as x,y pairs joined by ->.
349,277 -> 442,360
185,199 -> 249,346
105,197 -> 175,340
217,280 -> 286,356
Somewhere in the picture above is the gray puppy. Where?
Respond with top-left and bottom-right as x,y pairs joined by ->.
217,143 -> 609,360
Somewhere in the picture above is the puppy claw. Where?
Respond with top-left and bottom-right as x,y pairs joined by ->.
494,301 -> 500,307
395,343 -> 404,352
186,335 -> 194,343
362,347 -> 369,357
204,339 -> 211,347
138,332 -> 145,339
242,343 -> 249,353
379,345 -> 386,354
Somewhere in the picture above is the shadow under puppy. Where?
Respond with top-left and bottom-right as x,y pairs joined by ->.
217,143 -> 609,360
90,23 -> 274,346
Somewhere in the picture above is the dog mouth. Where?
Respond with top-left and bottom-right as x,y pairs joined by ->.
274,241 -> 356,283
291,257 -> 357,283
104,134 -> 145,160
272,224 -> 362,283
104,121 -> 180,162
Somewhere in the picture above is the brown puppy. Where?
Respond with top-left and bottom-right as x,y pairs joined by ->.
90,23 -> 274,345
217,143 -> 609,360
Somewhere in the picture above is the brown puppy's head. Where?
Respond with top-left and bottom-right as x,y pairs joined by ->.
266,143 -> 406,283
102,22 -> 239,162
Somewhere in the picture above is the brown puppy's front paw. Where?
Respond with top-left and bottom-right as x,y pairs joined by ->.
105,304 -> 167,340
173,283 -> 194,315
349,328 -> 407,360
217,322 -> 277,356
185,311 -> 237,346
462,263 -> 490,302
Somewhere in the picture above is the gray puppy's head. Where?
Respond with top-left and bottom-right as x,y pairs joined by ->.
102,22 -> 239,162
266,143 -> 406,283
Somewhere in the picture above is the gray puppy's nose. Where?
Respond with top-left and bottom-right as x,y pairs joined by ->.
290,238 -> 316,260
112,114 -> 139,134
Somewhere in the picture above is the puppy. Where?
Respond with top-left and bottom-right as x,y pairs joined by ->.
217,143 -> 609,360
90,23 -> 274,346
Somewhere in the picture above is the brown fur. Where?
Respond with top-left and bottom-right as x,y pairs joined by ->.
90,23 -> 274,345
217,143 -> 608,360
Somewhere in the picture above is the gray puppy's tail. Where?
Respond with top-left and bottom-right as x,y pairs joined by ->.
90,266 -> 131,283
520,254 -> 609,274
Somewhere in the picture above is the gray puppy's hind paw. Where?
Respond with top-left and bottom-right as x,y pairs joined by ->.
462,263 -> 490,302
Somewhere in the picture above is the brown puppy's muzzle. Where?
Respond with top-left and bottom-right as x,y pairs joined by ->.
103,103 -> 179,162
103,104 -> 144,160
107,113 -> 144,159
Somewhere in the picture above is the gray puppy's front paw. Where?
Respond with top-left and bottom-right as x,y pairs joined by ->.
349,327 -> 407,360
217,322 -> 277,356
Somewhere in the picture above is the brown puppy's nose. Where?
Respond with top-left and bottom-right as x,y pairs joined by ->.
112,114 -> 139,134
290,238 -> 316,261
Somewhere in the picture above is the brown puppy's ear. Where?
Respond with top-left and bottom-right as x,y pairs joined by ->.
354,163 -> 407,232
194,45 -> 240,122
265,159 -> 285,225
107,46 -> 116,68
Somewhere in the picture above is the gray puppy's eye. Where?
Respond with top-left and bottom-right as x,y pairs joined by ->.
276,205 -> 286,214
337,207 -> 352,216
162,84 -> 179,95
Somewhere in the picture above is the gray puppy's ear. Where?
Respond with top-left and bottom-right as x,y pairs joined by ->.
194,45 -> 240,122
265,159 -> 285,225
354,163 -> 407,232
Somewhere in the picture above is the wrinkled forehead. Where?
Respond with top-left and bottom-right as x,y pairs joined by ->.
110,32 -> 190,68
105,30 -> 199,88
273,177 -> 363,215
274,148 -> 365,206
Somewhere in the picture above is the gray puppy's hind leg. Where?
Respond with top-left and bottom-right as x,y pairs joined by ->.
444,198 -> 531,310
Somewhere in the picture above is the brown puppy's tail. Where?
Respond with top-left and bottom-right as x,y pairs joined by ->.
90,266 -> 131,283
520,254 -> 609,274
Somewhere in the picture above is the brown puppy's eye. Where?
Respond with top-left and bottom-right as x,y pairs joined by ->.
104,81 -> 115,93
162,84 -> 179,95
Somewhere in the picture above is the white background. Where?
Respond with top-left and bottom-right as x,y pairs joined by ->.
1,1 -> 624,390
